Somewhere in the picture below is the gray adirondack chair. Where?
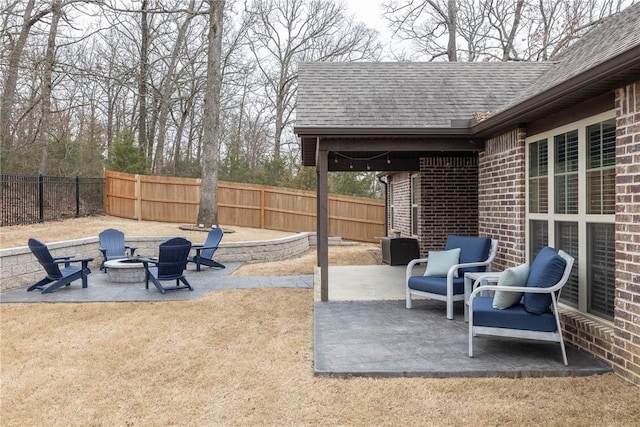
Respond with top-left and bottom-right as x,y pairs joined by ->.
27,238 -> 93,294
98,228 -> 137,271
140,237 -> 193,294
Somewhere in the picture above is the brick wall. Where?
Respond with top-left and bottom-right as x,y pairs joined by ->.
418,156 -> 479,257
478,128 -> 527,271
387,172 -> 412,237
612,81 -> 640,385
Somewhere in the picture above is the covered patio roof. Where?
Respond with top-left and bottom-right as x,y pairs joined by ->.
295,5 -> 640,301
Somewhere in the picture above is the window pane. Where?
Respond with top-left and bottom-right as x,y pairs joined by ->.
529,139 -> 548,214
529,220 -> 548,259
588,223 -> 615,320
555,130 -> 578,214
587,119 -> 616,215
556,222 -> 579,307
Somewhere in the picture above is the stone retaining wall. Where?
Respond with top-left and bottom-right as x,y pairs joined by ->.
0,232 -> 317,293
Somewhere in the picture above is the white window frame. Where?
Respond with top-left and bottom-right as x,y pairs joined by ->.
410,173 -> 419,237
525,110 -> 616,323
389,181 -> 395,231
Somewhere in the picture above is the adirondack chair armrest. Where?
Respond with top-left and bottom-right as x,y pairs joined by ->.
192,244 -> 219,254
138,257 -> 159,268
125,245 -> 137,255
52,255 -> 74,267
56,257 -> 94,269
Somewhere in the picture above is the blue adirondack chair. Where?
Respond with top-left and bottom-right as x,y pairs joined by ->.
27,238 -> 94,294
98,228 -> 137,271
140,237 -> 193,294
187,227 -> 225,271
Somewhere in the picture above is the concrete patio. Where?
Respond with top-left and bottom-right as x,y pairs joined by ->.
0,262 -> 612,379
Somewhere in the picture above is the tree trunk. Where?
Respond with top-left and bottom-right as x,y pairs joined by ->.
447,0 -> 458,61
1,0 -> 37,147
197,0 -> 225,227
37,0 -> 62,175
152,0 -> 195,175
138,0 -> 150,167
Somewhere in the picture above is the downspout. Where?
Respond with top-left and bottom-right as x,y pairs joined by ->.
378,174 -> 388,237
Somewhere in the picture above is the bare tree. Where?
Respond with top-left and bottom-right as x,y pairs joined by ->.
197,0 -> 225,227
383,0 -> 459,61
1,0 -> 51,148
383,0 -> 634,61
37,0 -> 63,174
244,0 -> 381,160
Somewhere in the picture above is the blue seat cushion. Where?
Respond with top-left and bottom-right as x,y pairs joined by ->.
408,275 -> 465,295
472,297 -> 557,332
445,235 -> 491,276
523,247 -> 567,314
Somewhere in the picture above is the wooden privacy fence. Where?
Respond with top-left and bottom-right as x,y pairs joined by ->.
104,171 -> 385,243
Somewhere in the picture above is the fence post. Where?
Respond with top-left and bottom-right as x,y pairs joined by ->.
38,174 -> 44,223
260,188 -> 265,229
75,176 -> 80,217
134,174 -> 141,221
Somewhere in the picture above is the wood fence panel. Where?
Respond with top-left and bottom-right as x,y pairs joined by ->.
104,171 -> 136,218
104,171 -> 385,242
139,175 -> 200,222
264,188 -> 317,233
218,183 -> 261,228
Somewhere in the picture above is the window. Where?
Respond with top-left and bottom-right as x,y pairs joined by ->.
526,113 -> 616,321
529,139 -> 548,214
411,174 -> 419,236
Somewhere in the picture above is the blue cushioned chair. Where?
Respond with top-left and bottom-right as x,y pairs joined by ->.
468,247 -> 575,365
187,227 -> 225,271
406,235 -> 498,319
27,238 -> 94,294
140,237 -> 193,294
98,228 -> 137,271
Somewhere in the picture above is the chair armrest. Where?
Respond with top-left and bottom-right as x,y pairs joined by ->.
471,274 -> 502,290
138,257 -> 159,269
53,255 -> 73,261
406,257 -> 429,281
57,257 -> 94,268
192,244 -> 219,250
469,284 -> 555,302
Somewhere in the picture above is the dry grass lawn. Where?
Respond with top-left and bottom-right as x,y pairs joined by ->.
2,217 -> 640,426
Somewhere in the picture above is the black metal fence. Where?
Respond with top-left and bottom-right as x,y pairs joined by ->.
1,174 -> 105,226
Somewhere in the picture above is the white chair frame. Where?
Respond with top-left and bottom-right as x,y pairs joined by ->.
406,239 -> 498,320
468,250 -> 575,365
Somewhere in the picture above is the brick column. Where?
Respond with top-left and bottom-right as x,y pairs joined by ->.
613,81 -> 640,385
478,128 -> 527,271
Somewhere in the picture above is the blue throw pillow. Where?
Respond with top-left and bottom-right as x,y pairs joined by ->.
523,247 -> 567,314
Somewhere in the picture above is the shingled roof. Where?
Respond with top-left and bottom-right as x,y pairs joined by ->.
296,61 -> 553,130
295,3 -> 640,139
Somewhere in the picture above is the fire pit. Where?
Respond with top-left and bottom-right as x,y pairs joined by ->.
104,258 -> 147,283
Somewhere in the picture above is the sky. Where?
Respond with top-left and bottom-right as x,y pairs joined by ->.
345,0 -> 412,58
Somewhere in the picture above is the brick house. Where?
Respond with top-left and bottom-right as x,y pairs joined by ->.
294,5 -> 640,384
